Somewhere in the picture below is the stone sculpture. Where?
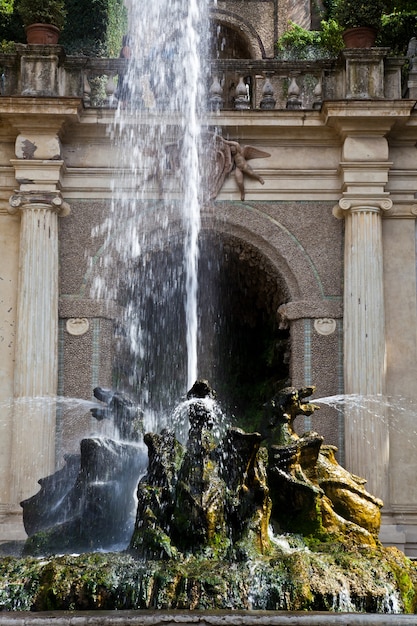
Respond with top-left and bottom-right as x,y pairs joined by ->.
91,386 -> 143,442
21,388 -> 146,554
262,385 -> 382,542
22,381 -> 382,557
129,381 -> 383,560
207,134 -> 271,200
10,381 -> 417,613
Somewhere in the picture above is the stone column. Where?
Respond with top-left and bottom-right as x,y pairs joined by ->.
335,157 -> 392,498
335,197 -> 391,500
334,132 -> 393,501
338,198 -> 392,395
8,190 -> 70,506
323,101 -> 415,503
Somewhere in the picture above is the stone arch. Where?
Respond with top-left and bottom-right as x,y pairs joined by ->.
201,203 -> 326,303
209,8 -> 266,59
81,202 -> 327,323
76,202 -> 336,430
210,22 -> 252,59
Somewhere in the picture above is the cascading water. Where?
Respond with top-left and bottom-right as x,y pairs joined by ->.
93,0 -> 209,429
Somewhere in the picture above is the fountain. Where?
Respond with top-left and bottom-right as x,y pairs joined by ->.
1,0 -> 417,621
0,382 -> 416,615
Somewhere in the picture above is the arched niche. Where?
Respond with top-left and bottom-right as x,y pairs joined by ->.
210,22 -> 252,59
112,226 -> 292,432
209,9 -> 266,59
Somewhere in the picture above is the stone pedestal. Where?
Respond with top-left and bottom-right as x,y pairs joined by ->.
342,48 -> 389,100
16,44 -> 65,97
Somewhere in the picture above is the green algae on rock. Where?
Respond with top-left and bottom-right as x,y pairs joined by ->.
0,544 -> 416,612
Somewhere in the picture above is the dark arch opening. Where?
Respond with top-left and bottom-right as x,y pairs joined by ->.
210,21 -> 252,59
197,232 -> 291,429
114,231 -> 291,431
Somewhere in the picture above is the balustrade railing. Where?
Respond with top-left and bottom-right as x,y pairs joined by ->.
0,46 -> 408,109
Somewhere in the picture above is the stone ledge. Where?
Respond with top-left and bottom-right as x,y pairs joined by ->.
0,611 -> 416,625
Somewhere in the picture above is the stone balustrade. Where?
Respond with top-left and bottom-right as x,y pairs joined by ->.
0,44 -> 407,109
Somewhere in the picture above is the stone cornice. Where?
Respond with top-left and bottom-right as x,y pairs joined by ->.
0,97 -> 82,120
8,190 -> 70,216
322,100 -> 415,137
59,297 -> 121,320
278,299 -> 342,322
10,159 -> 68,195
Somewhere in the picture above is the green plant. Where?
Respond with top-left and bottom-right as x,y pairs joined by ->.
0,38 -> 15,51
0,0 -> 13,15
332,0 -> 386,30
318,19 -> 344,53
60,0 -> 127,57
379,10 -> 417,55
16,0 -> 67,29
276,20 -> 343,59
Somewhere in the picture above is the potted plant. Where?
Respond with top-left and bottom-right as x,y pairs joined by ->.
16,0 -> 67,44
332,0 -> 386,48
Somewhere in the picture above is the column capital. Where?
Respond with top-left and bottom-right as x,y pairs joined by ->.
8,190 -> 70,217
333,196 -> 393,219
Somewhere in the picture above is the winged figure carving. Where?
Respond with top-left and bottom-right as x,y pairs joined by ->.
205,133 -> 271,200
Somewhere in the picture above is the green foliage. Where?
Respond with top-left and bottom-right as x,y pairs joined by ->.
379,10 -> 417,55
0,38 -> 15,51
0,0 -> 13,15
319,19 -> 345,53
0,8 -> 25,43
16,0 -> 67,29
0,0 -> 127,56
60,0 -> 127,57
331,0 -> 386,29
277,21 -> 322,52
276,20 -> 343,59
386,0 -> 416,10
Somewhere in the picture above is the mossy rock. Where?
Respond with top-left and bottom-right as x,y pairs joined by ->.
1,541 -> 416,612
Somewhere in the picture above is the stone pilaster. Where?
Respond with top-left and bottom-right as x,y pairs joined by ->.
8,191 -> 70,506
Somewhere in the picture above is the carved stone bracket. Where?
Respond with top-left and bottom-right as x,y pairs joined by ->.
8,191 -> 70,217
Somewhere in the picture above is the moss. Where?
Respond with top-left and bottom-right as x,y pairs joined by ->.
384,546 -> 417,614
1,545 -> 417,612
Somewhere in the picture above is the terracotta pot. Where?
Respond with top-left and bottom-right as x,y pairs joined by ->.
342,26 -> 377,49
25,23 -> 60,44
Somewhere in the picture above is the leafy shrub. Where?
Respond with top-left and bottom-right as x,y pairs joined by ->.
16,0 -> 67,29
276,20 -> 343,59
0,0 -> 13,15
0,0 -> 127,57
60,0 -> 127,57
379,10 -> 417,56
331,0 -> 386,30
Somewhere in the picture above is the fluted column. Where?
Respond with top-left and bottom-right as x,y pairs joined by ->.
335,197 -> 392,500
8,191 -> 70,504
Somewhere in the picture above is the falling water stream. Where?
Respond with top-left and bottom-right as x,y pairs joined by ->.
93,0 -> 209,427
